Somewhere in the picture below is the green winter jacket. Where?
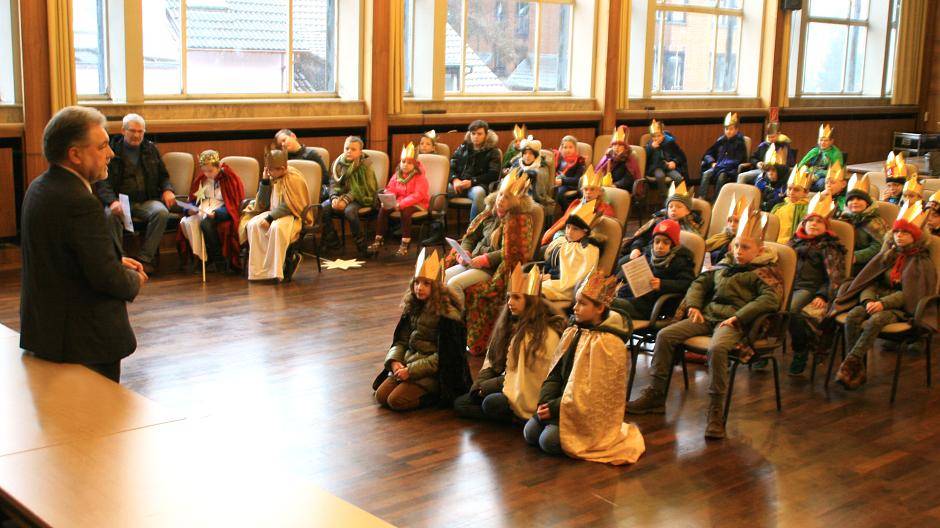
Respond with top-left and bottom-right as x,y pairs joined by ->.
839,204 -> 887,274
685,247 -> 782,325
385,301 -> 462,392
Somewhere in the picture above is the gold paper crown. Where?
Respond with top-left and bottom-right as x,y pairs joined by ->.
895,152 -> 915,179
414,247 -> 443,282
667,180 -> 690,199
424,129 -> 437,140
611,125 -> 628,145
819,123 -> 833,139
787,165 -> 812,190
400,142 -> 416,161
576,270 -> 620,307
902,176 -> 923,195
847,173 -> 870,196
264,146 -> 287,168
649,119 -> 664,136
806,191 -> 836,219
580,164 -> 603,188
499,167 -> 530,197
513,124 -> 527,141
826,161 -> 846,183
569,199 -> 599,227
929,189 -> 940,205
727,193 -> 750,221
508,263 -> 541,296
724,112 -> 739,127
199,149 -> 221,167
763,143 -> 785,166
897,199 -> 928,227
736,205 -> 766,242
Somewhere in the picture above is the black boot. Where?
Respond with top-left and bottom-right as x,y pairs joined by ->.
422,220 -> 445,246
320,226 -> 341,251
355,235 -> 369,259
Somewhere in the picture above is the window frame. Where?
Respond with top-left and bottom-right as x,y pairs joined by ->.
882,0 -> 900,96
0,0 -> 21,105
74,0 -> 112,99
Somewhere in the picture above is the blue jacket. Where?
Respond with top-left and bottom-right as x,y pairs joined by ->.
702,133 -> 748,174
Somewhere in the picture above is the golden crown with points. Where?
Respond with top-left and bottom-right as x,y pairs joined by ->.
400,142 -> 416,162
724,112 -> 739,127
611,125 -> 628,145
903,175 -> 923,195
508,263 -> 542,296
895,152 -> 916,179
649,119 -> 664,136
580,164 -> 603,189
668,180 -> 690,199
414,247 -> 443,282
847,173 -> 871,196
199,149 -> 221,167
929,189 -> 940,205
897,199 -> 928,227
264,146 -> 287,168
787,165 -> 812,190
576,269 -> 620,307
826,161 -> 846,183
806,191 -> 836,220
499,167 -> 530,197
736,204 -> 766,242
763,143 -> 786,166
569,199 -> 599,227
819,123 -> 834,139
513,124 -> 526,141
727,193 -> 750,221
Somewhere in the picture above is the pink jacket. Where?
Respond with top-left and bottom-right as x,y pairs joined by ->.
386,160 -> 430,210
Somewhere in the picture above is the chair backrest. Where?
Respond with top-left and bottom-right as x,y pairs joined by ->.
287,159 -> 322,209
876,201 -> 900,226
540,149 -> 557,183
743,135 -> 752,156
762,212 -> 780,244
434,142 -> 451,158
162,152 -> 194,196
593,134 -> 611,165
630,145 -> 646,179
602,186 -> 631,227
865,171 -> 886,191
527,205 -> 545,260
363,149 -> 390,189
417,153 -> 449,212
828,219 -> 856,277
577,142 -> 593,163
764,241 -> 797,310
691,198 -> 712,237
928,236 -> 940,294
593,216 -> 624,276
923,178 -> 940,194
707,182 -> 762,239
680,230 -> 706,272
220,156 -> 260,198
312,147 -> 330,169
640,133 -> 651,147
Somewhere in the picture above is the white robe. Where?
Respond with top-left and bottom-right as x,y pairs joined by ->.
245,190 -> 301,281
541,237 -> 600,302
179,180 -> 225,261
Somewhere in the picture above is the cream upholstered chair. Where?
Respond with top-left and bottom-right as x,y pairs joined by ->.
707,183 -> 762,239
163,152 -> 195,198
602,186 -> 632,228
312,147 -> 330,169
286,159 -> 324,275
327,149 -> 389,245
222,156 -> 260,199
434,142 -> 451,158
577,142 -> 593,164
762,212 -> 780,244
691,198 -> 712,237
876,201 -> 900,227
593,134 -> 611,165
390,153 -> 450,251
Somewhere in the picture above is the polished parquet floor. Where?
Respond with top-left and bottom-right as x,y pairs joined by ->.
2,244 -> 940,527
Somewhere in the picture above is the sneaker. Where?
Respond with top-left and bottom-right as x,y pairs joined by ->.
788,354 -> 807,376
626,387 -> 666,415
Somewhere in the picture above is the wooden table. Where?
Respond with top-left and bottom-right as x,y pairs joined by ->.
846,156 -> 928,175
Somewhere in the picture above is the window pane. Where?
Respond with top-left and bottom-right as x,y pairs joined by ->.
809,0 -> 868,20
445,0 -> 463,92
659,0 -> 719,7
186,0 -> 289,94
143,1 -> 182,95
535,3 -> 571,92
802,22 -> 847,93
73,0 -> 109,95
713,15 -> 740,92
293,0 -> 335,93
0,0 -> 15,103
885,26 -> 896,95
848,0 -> 869,21
403,0 -> 414,93
718,0 -> 742,8
653,10 -> 718,93
844,25 -> 866,93
463,1 -> 536,93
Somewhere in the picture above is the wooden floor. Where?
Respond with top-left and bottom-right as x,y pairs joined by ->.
2,245 -> 940,527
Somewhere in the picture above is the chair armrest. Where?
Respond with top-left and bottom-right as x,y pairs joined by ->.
648,293 -> 682,322
745,311 -> 790,346
430,192 -> 449,214
738,163 -> 754,173
301,203 -> 321,228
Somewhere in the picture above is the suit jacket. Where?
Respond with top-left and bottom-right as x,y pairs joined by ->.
20,165 -> 141,364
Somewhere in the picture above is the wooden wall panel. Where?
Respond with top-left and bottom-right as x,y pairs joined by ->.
780,117 -> 916,167
926,4 -> 940,132
0,148 -> 14,238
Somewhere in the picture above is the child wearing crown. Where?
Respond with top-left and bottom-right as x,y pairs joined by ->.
622,181 -> 703,262
369,142 -> 430,257
629,208 -> 783,439
525,271 -> 646,465
926,191 -> 940,235
831,201 -> 938,390
541,201 -> 604,302
553,135 -> 589,210
824,163 -> 848,214
786,193 -> 847,375
698,112 -> 748,200
374,249 -> 469,411
839,174 -> 888,275
771,166 -> 812,244
595,125 -> 641,195
502,124 -> 528,169
644,119 -> 688,190
705,194 -> 749,266
798,123 -> 844,192
541,165 -> 616,246
505,136 -> 553,207
612,219 -> 695,322
881,152 -> 909,204
901,176 -> 924,208
418,130 -> 439,155
755,145 -> 789,211
178,149 -> 245,273
320,136 -> 378,258
738,122 -> 793,185
239,147 -> 310,282
453,264 -> 566,422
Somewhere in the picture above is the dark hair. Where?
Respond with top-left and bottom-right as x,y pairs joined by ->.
468,120 -> 489,133
43,106 -> 107,164
487,295 -> 564,370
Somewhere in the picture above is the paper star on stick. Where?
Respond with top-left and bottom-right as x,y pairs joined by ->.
194,186 -> 208,202
321,258 -> 365,270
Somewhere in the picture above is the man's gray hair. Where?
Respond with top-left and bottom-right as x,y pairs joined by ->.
42,106 -> 107,164
122,113 -> 146,130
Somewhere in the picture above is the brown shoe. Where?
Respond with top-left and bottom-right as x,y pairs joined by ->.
836,355 -> 867,390
141,261 -> 156,276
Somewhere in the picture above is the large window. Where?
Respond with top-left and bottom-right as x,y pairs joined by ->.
0,0 -> 16,104
73,0 -> 110,97
443,0 -> 572,94
790,0 -> 898,98
142,0 -> 337,96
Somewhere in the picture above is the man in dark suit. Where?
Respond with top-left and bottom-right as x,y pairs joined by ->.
20,106 -> 148,382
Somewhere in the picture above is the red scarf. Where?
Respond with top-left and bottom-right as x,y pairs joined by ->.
554,150 -> 582,176
890,244 -> 922,285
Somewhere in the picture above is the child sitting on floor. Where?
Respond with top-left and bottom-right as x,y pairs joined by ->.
771,166 -> 811,244
369,142 -> 430,257
839,174 -> 888,275
541,200 -> 604,302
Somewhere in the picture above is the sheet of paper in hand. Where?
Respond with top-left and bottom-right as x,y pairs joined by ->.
176,200 -> 200,214
118,194 -> 134,233
446,237 -> 473,264
378,193 -> 398,210
621,256 -> 655,298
